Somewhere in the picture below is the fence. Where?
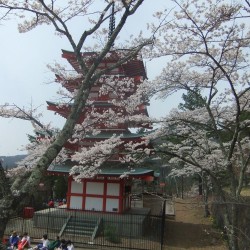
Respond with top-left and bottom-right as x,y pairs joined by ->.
5,201 -> 166,250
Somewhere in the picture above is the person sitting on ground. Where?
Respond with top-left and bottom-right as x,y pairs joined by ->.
58,200 -> 64,206
17,232 -> 30,250
8,231 -> 19,249
33,234 -> 50,250
48,236 -> 60,250
58,239 -> 67,250
66,240 -> 74,250
17,235 -> 27,250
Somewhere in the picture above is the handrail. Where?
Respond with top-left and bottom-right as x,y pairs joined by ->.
91,217 -> 102,242
58,215 -> 71,237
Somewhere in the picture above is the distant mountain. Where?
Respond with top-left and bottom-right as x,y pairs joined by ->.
0,155 -> 26,169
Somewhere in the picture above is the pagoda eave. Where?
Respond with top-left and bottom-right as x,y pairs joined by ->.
61,49 -> 147,79
47,166 -> 154,179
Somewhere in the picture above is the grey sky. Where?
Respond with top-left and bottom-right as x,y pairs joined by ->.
0,1 -> 177,156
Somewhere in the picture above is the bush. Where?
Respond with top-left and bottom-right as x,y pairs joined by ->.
104,225 -> 121,244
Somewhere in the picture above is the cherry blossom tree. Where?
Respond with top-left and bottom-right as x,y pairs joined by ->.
145,0 -> 250,249
0,0 -> 159,244
1,1 -> 248,249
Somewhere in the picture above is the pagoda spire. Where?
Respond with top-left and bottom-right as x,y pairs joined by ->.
108,1 -> 115,42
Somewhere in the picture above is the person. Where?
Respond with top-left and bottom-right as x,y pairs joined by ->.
47,236 -> 60,250
33,234 -> 50,250
66,240 -> 74,250
17,233 -> 30,250
58,200 -> 64,206
48,199 -> 54,208
8,231 -> 19,249
58,239 -> 67,250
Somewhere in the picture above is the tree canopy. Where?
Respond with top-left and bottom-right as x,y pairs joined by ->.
145,1 -> 250,249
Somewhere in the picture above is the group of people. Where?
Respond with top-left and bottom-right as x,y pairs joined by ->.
7,231 -> 31,250
6,231 -> 74,250
33,234 -> 74,250
47,199 -> 66,208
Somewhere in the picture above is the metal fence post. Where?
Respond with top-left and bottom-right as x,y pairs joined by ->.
130,213 -> 132,250
74,209 -> 76,240
22,217 -> 24,234
160,199 -> 166,250
46,207 -> 50,236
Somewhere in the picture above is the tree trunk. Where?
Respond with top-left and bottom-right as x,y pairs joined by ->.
0,162 -> 13,245
173,177 -> 179,198
198,174 -> 203,195
202,176 -> 210,217
223,202 -> 239,250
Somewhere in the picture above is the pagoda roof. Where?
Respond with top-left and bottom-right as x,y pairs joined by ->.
47,100 -> 148,108
61,49 -> 147,79
102,168 -> 154,177
47,101 -> 120,107
55,74 -> 143,94
47,101 -> 149,114
47,154 -> 160,178
55,74 -> 81,92
46,101 -> 150,124
47,163 -> 154,178
82,131 -> 150,139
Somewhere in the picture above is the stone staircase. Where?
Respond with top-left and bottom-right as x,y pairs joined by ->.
60,216 -> 102,241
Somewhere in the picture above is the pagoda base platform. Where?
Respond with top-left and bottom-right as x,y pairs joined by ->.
33,206 -> 152,238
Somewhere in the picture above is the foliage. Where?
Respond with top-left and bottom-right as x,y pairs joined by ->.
178,87 -> 206,111
104,225 -> 121,244
144,0 -> 250,249
52,177 -> 67,200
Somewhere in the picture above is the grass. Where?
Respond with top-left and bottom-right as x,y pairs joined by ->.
223,185 -> 250,197
240,186 -> 250,196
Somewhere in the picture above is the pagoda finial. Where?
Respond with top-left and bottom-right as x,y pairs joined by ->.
108,1 -> 115,42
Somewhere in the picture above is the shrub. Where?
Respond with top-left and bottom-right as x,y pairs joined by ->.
104,225 -> 121,244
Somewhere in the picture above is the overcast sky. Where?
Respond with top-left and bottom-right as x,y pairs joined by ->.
0,1 -> 180,156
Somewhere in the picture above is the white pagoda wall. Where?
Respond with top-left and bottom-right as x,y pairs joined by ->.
68,178 -> 128,213
106,183 -> 120,212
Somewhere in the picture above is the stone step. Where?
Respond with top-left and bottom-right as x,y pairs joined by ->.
64,228 -> 93,236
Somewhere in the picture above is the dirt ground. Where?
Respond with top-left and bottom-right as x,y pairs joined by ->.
164,197 -> 228,250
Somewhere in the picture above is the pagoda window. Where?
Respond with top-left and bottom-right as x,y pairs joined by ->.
108,154 -> 120,161
91,86 -> 100,91
80,142 -> 95,147
109,92 -> 117,98
98,63 -> 106,69
89,92 -> 99,99
106,63 -> 120,75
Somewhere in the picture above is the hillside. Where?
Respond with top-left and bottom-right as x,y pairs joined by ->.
0,155 -> 26,169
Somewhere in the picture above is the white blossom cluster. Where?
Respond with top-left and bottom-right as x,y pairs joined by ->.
0,104 -> 43,121
145,0 -> 250,189
70,135 -> 123,181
